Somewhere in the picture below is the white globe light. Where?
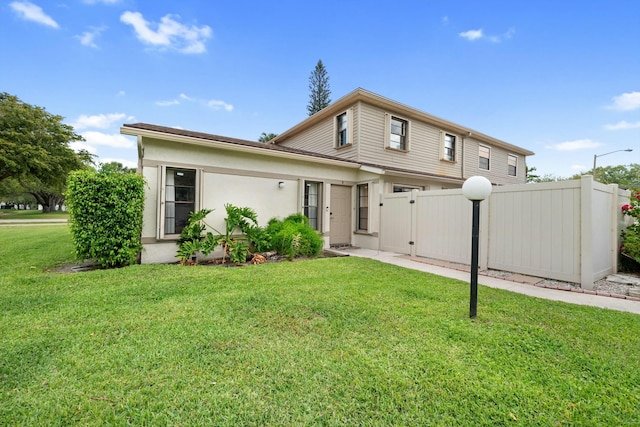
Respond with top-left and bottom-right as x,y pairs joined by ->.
462,176 -> 493,201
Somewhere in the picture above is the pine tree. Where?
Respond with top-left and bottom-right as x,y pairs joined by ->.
306,60 -> 331,116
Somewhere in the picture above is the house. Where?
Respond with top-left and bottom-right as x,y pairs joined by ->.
120,88 -> 534,264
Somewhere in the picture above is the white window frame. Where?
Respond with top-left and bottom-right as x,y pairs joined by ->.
479,145 -> 491,170
357,183 -> 369,231
334,110 -> 353,148
508,154 -> 518,176
303,181 -> 323,231
158,165 -> 200,239
384,114 -> 410,152
442,133 -> 456,162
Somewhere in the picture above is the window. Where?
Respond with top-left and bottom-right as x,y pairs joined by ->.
336,113 -> 348,147
443,133 -> 456,161
393,185 -> 422,193
164,167 -> 196,235
479,145 -> 490,170
304,181 -> 322,230
357,184 -> 369,231
508,154 -> 517,176
389,117 -> 407,150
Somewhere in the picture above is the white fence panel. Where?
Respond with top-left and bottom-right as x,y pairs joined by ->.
377,175 -> 630,289
415,190 -> 472,265
379,192 -> 413,254
488,182 -> 581,283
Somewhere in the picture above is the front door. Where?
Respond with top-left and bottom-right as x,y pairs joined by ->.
329,185 -> 351,246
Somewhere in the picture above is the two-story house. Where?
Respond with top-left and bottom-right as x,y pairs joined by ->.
121,88 -> 533,263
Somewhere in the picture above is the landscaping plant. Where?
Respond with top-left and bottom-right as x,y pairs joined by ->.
65,169 -> 145,268
265,213 -> 323,259
621,189 -> 640,265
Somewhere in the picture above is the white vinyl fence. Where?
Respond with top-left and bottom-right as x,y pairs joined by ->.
379,175 -> 630,290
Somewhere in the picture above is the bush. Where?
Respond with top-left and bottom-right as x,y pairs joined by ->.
66,170 -> 145,268
621,189 -> 640,266
265,213 -> 324,259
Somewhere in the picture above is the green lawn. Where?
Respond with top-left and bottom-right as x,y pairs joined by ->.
1,226 -> 639,426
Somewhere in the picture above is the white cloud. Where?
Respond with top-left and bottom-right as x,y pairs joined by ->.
604,120 -> 640,130
571,164 -> 586,171
81,131 -> 136,149
70,140 -> 98,155
10,1 -> 59,28
607,91 -> 640,111
76,26 -> 107,48
156,99 -> 180,107
72,113 -> 130,130
82,0 -> 120,4
117,90 -> 126,97
207,100 -> 233,112
545,139 -> 603,151
120,11 -> 212,54
460,27 -> 515,43
459,29 -> 483,41
157,94 -> 233,111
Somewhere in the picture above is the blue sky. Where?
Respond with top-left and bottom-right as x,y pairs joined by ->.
2,0 -> 639,177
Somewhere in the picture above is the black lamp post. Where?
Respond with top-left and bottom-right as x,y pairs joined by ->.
462,176 -> 493,318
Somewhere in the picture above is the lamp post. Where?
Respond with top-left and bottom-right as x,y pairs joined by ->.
462,176 -> 493,318
592,149 -> 633,181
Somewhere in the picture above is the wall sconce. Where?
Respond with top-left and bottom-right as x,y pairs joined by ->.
278,181 -> 285,189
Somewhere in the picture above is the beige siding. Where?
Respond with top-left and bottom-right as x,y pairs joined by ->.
463,138 -> 525,185
278,106 -> 359,161
357,103 -> 463,178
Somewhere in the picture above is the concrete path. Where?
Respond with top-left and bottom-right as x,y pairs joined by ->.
0,219 -> 68,225
333,248 -> 640,315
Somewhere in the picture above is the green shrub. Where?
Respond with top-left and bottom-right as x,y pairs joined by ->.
66,170 -> 145,268
266,213 -> 324,259
621,190 -> 640,267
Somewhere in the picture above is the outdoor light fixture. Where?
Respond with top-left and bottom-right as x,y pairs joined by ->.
278,181 -> 285,189
462,176 -> 493,318
592,149 -> 632,181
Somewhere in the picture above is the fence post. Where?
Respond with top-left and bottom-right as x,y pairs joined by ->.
609,184 -> 619,275
580,175 -> 594,290
410,189 -> 418,257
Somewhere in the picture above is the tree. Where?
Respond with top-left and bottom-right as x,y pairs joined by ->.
0,93 -> 93,212
0,92 -> 91,183
306,60 -> 331,116
258,132 -> 278,143
98,161 -> 136,174
580,163 -> 640,188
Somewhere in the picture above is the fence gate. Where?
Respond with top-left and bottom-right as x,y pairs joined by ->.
379,191 -> 415,254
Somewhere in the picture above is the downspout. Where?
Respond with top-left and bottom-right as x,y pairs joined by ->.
137,135 -> 144,173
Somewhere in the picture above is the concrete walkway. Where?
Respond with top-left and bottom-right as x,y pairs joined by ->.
0,219 -> 68,225
333,248 -> 640,315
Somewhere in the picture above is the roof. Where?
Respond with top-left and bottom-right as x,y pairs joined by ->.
271,88 -> 535,157
121,122 -> 466,184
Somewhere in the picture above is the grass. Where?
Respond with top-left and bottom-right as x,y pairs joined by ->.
0,209 -> 69,220
1,226 -> 639,426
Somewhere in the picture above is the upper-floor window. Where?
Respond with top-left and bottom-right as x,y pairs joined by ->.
393,185 -> 422,193
479,145 -> 490,170
389,117 -> 408,151
508,154 -> 517,176
443,133 -> 456,161
357,184 -> 369,231
304,181 -> 322,230
336,113 -> 348,147
163,167 -> 196,236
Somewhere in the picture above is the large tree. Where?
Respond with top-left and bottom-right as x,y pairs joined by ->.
0,92 -> 90,183
306,60 -> 331,116
0,92 -> 93,212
